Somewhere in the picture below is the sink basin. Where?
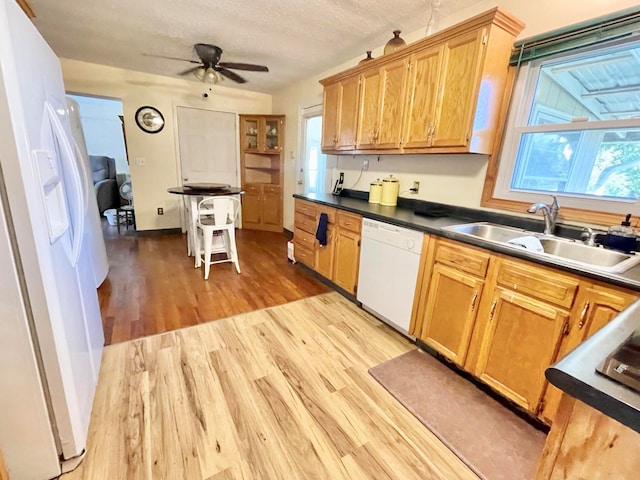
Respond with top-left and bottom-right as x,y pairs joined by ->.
444,222 -> 640,273
445,222 -> 527,243
537,237 -> 640,271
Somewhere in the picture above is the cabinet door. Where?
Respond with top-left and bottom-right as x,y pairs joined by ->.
337,76 -> 360,150
357,68 -> 381,150
402,46 -> 443,149
476,287 -> 568,413
315,227 -> 335,279
241,116 -> 261,152
333,228 -> 360,294
263,117 -> 283,152
241,185 -> 262,227
322,83 -> 340,149
262,185 -> 282,228
431,28 -> 485,148
419,263 -> 484,366
539,284 -> 637,424
376,58 -> 409,149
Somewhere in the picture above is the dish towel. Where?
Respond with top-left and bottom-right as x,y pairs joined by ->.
316,213 -> 328,247
507,236 -> 544,253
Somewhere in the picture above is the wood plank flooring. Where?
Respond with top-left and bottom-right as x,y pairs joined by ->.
61,293 -> 478,480
99,226 -> 330,344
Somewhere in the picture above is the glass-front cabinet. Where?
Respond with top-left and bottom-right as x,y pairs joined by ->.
239,114 -> 285,232
241,116 -> 283,153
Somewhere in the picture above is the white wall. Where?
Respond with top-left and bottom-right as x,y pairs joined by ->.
61,59 -> 272,231
68,94 -> 129,174
273,0 -> 640,231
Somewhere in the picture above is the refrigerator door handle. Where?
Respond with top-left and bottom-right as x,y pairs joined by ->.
45,102 -> 85,266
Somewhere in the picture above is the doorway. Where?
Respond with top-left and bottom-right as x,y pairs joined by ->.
299,105 -> 326,194
67,94 -> 130,232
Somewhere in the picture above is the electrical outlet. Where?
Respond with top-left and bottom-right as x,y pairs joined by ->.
411,181 -> 420,194
363,158 -> 369,170
135,157 -> 145,166
157,207 -> 164,215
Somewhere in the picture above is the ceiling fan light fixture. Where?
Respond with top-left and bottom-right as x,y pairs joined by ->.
193,67 -> 221,84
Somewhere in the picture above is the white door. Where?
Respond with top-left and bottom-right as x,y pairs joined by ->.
177,107 -> 238,186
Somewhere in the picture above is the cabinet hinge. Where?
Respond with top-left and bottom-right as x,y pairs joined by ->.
357,240 -> 361,247
466,131 -> 471,143
407,62 -> 412,71
354,284 -> 358,294
562,320 -> 571,336
481,34 -> 488,45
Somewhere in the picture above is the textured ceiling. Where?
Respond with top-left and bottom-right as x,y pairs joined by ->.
28,0 -> 482,94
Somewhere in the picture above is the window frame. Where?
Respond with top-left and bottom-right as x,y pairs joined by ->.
482,38 -> 640,228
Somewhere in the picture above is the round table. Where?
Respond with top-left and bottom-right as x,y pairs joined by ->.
168,186 -> 244,256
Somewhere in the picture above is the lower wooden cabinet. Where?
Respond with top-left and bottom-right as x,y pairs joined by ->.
293,199 -> 362,295
412,236 -> 639,424
535,395 -> 640,480
539,282 -> 637,423
474,286 -> 569,413
332,212 -> 361,294
420,263 -> 484,367
242,184 -> 282,232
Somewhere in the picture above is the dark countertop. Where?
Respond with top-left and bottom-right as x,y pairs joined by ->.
546,300 -> 640,434
293,191 -> 640,291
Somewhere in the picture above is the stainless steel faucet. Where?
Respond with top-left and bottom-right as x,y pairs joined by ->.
527,195 -> 559,235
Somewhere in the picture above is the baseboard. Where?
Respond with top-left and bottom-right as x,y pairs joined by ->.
135,228 -> 182,236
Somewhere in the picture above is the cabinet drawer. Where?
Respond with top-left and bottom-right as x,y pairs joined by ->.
434,240 -> 490,277
243,184 -> 260,194
264,185 -> 281,194
496,259 -> 578,309
294,227 -> 316,251
295,245 -> 315,268
336,211 -> 362,233
295,199 -> 316,217
316,205 -> 337,224
295,213 -> 316,234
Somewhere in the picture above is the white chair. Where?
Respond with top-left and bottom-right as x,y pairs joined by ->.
194,196 -> 241,279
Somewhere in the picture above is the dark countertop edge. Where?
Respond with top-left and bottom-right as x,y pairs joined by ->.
546,368 -> 640,434
293,192 -> 640,292
546,300 -> 640,434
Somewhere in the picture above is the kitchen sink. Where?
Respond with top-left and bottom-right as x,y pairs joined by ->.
445,222 -> 528,243
444,222 -> 640,273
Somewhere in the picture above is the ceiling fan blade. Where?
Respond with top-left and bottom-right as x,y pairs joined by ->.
194,43 -> 222,65
178,66 -> 203,76
142,53 -> 200,64
216,67 -> 247,83
218,62 -> 269,72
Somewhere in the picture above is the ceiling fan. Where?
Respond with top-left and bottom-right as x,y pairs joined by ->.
149,43 -> 269,84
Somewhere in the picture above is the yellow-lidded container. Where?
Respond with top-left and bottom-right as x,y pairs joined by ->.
369,179 -> 383,204
380,175 -> 399,206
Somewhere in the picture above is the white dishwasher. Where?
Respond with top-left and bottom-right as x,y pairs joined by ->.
357,218 -> 424,335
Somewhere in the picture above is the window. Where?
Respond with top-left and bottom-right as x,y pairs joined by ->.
495,38 -> 640,215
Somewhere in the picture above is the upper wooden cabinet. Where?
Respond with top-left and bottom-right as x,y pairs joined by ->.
321,76 -> 360,150
319,8 -> 524,155
240,114 -> 285,232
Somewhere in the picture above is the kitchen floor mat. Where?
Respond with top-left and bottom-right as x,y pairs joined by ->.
369,349 -> 546,480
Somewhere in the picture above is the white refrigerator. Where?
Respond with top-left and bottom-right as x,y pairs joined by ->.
0,0 -> 105,478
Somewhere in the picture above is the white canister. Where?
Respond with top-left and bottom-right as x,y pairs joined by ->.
380,174 -> 400,206
369,179 -> 383,204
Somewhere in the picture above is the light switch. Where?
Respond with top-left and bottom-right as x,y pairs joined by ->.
135,157 -> 145,166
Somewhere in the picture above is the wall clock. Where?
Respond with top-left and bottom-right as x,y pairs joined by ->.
135,106 -> 165,134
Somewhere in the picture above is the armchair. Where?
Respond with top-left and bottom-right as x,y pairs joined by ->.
89,155 -> 119,214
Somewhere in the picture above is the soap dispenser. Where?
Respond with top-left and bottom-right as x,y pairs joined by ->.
606,214 -> 637,253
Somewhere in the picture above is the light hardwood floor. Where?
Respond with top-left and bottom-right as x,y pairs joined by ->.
62,293 -> 478,480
